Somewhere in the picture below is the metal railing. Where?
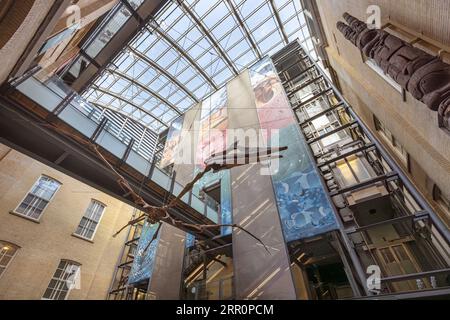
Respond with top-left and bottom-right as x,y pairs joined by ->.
273,40 -> 450,299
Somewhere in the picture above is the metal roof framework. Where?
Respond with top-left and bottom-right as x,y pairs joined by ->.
84,0 -> 319,134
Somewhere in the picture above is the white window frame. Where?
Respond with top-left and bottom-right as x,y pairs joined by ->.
365,59 -> 403,94
42,260 -> 81,300
433,185 -> 450,217
0,241 -> 20,280
373,116 -> 410,170
12,175 -> 62,222
73,199 -> 106,241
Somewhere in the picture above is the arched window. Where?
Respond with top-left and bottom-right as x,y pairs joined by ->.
0,241 -> 20,279
42,260 -> 81,300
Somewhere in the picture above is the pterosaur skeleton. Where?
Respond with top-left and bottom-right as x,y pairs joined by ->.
44,123 -> 287,253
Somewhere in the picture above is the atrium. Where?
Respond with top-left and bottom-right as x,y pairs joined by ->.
0,0 -> 449,302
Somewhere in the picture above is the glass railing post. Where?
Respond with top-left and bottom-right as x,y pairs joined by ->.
90,117 -> 108,142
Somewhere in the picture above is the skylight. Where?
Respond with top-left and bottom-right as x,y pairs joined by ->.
84,0 -> 318,134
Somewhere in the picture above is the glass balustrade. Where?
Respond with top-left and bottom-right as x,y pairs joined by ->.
15,74 -> 219,223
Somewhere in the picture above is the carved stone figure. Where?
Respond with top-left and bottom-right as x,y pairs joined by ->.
407,59 -> 450,111
439,100 -> 450,130
336,13 -> 450,126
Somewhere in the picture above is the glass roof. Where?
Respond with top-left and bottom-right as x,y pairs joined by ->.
84,0 -> 318,134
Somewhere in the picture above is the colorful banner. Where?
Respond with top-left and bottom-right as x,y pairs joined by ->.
128,222 -> 161,285
194,88 -> 232,235
185,233 -> 195,248
160,114 -> 185,169
249,57 -> 337,242
196,88 -> 228,167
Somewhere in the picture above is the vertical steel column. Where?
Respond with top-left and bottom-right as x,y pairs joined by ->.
273,40 -> 450,298
273,43 -> 370,296
299,43 -> 450,245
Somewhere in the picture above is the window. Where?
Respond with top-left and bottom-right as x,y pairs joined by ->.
74,200 -> 106,240
0,241 -> 19,279
42,260 -> 80,300
433,185 -> 450,216
374,116 -> 410,170
15,176 -> 61,220
38,25 -> 79,55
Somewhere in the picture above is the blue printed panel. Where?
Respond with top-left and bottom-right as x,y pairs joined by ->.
193,87 -> 233,235
273,126 -> 337,241
160,115 -> 185,169
249,57 -> 337,242
220,171 -> 232,235
128,222 -> 160,285
185,233 -> 195,248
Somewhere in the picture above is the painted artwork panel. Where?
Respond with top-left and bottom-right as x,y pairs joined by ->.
160,115 -> 185,169
185,233 -> 195,248
194,87 -> 232,235
128,222 -> 161,285
249,57 -> 338,242
196,88 -> 229,167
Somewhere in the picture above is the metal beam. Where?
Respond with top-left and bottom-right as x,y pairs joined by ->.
90,86 -> 167,127
287,75 -> 324,98
345,211 -> 429,235
150,24 -> 218,91
274,43 -> 370,296
318,143 -> 376,168
297,40 -> 450,245
329,172 -> 398,197
106,68 -> 181,115
269,0 -> 289,44
293,87 -> 334,110
127,46 -> 199,103
299,102 -> 346,127
278,55 -> 309,74
381,268 -> 450,284
226,0 -> 262,60
0,95 -> 219,239
307,120 -> 358,145
176,0 -> 239,76
281,65 -> 316,86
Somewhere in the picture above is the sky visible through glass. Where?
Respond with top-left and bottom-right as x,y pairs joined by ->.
84,0 -> 318,134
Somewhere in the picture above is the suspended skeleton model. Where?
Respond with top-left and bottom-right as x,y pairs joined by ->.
44,123 -> 286,253
337,13 -> 450,127
112,141 -> 287,252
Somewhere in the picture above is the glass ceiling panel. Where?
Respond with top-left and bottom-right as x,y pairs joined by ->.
84,0 -> 319,134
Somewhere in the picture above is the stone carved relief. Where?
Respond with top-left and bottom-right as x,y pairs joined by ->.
337,13 -> 450,131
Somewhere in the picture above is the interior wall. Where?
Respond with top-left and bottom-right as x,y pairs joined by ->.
148,223 -> 186,300
227,71 -> 297,300
147,104 -> 202,299
0,144 -> 133,300
315,0 -> 450,224
0,0 -> 57,83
